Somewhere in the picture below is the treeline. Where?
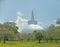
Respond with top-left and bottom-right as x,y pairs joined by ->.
44,18 -> 60,43
0,18 -> 60,43
18,18 -> 60,43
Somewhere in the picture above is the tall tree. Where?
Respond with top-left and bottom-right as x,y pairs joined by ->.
56,18 -> 60,26
45,24 -> 55,42
0,22 -> 19,43
33,30 -> 43,43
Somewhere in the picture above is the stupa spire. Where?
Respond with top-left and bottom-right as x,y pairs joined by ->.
31,10 -> 34,21
28,10 -> 37,24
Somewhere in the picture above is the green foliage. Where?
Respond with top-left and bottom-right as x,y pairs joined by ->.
0,22 -> 19,40
56,18 -> 60,25
32,30 -> 43,39
44,21 -> 60,40
44,24 -> 55,38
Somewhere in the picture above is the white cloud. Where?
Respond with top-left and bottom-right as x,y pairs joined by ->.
15,11 -> 28,32
15,16 -> 28,26
17,11 -> 24,16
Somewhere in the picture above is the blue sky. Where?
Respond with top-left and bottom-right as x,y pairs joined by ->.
0,0 -> 60,27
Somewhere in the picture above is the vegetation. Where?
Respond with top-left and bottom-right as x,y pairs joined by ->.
0,41 -> 60,47
0,18 -> 60,47
44,18 -> 60,43
0,22 -> 19,43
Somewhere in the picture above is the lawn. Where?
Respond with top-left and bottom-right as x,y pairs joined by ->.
0,41 -> 60,47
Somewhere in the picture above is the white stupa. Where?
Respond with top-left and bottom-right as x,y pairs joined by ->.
22,11 -> 43,33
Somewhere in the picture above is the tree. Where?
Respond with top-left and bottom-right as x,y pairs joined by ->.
44,24 -> 55,42
45,22 -> 60,43
0,22 -> 19,43
56,18 -> 60,26
4,22 -> 18,34
33,30 -> 43,43
54,26 -> 60,43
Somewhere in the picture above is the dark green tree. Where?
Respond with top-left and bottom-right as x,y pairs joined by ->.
33,30 -> 43,43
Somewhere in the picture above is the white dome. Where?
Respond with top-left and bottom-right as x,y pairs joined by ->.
22,24 -> 43,33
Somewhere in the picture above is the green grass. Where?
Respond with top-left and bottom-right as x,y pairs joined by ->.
0,41 -> 60,47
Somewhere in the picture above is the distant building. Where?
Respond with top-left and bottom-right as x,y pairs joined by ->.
28,11 -> 37,24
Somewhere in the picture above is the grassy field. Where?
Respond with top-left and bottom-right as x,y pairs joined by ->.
0,41 -> 60,47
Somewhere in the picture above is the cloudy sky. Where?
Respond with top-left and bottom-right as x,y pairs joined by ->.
0,0 -> 60,28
